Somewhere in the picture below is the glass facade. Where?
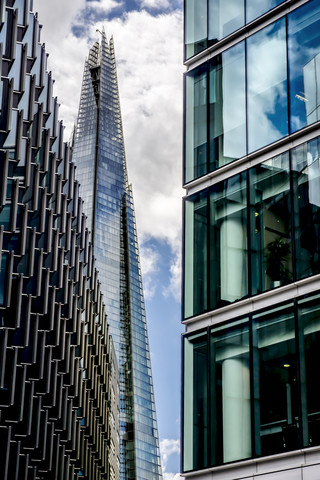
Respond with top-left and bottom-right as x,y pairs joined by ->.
184,0 -> 320,183
184,136 -> 320,318
185,0 -> 287,59
72,32 -> 162,480
183,292 -> 320,471
183,0 -> 320,477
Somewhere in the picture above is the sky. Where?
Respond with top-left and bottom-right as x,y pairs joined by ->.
31,0 -> 184,478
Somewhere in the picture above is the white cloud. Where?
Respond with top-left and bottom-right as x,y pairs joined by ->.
139,244 -> 160,299
88,0 -> 124,12
162,246 -> 181,302
140,0 -> 171,11
160,439 -> 181,480
160,438 -> 180,466
163,474 -> 182,480
32,2 -> 184,300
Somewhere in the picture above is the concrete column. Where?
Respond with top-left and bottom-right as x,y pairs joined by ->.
222,357 -> 251,463
220,217 -> 246,302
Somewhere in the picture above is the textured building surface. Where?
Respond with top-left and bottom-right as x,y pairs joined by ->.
0,1 -> 120,479
182,1 -> 320,480
72,32 -> 162,480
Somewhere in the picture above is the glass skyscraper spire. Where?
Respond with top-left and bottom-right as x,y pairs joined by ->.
72,31 -> 162,480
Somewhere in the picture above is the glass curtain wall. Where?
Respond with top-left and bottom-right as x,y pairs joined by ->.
183,293 -> 320,471
185,0 -> 320,183
185,0 -> 287,59
209,43 -> 246,171
209,173 -> 247,309
210,319 -> 250,465
184,136 -> 320,319
249,153 -> 292,295
292,138 -> 320,279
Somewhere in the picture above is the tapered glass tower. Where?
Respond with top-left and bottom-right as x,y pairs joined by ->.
72,31 -> 162,480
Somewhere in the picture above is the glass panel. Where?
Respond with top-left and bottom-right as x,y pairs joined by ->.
9,43 -> 22,92
185,66 -> 207,182
0,253 -> 8,305
210,318 -> 251,465
247,19 -> 288,153
253,304 -> 299,457
185,0 -> 207,59
208,0 -> 244,43
292,138 -> 320,280
249,153 -> 292,294
209,42 -> 246,171
209,172 -> 247,310
3,109 -> 18,151
298,293 -> 320,448
184,332 -> 208,471
288,0 -> 320,133
0,204 -> 11,230
184,190 -> 208,318
246,0 -> 285,24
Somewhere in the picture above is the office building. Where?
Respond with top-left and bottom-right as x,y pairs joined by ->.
182,1 -> 320,479
0,1 -> 120,479
72,31 -> 162,480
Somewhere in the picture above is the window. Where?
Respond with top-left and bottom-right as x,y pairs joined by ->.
183,293 -> 320,471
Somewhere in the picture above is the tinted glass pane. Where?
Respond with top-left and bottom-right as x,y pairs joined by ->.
292,138 -> 320,280
208,0 -> 244,43
209,172 -> 247,309
185,66 -> 207,182
298,293 -> 320,448
185,0 -> 207,59
253,304 -> 299,457
249,153 -> 292,295
184,332 -> 208,471
247,19 -> 288,153
246,0 -> 285,24
288,0 -> 320,133
184,191 -> 208,318
209,42 -> 246,171
210,319 -> 251,465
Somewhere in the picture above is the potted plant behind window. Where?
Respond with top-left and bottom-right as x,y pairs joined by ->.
265,237 -> 291,287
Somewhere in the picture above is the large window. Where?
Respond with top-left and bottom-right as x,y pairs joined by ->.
288,0 -> 320,132
247,19 -> 288,153
185,0 -> 287,60
185,1 -> 320,183
209,173 -> 247,309
183,292 -> 320,471
184,136 -> 320,319
209,42 -> 246,171
249,153 -> 292,295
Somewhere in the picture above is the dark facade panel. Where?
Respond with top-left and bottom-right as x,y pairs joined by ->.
0,1 -> 120,479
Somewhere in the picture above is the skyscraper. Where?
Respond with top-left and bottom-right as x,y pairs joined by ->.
0,2 -> 120,479
72,32 -> 162,480
182,1 -> 320,479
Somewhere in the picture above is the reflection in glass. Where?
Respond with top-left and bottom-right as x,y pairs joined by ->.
210,319 -> 251,465
184,191 -> 208,318
253,304 -> 299,457
209,173 -> 247,309
208,0 -> 244,43
209,42 -> 246,170
185,0 -> 207,58
184,332 -> 208,471
185,66 -> 207,182
247,19 -> 288,152
288,0 -> 320,132
246,0 -> 285,24
298,293 -> 320,448
249,153 -> 292,295
292,138 -> 320,279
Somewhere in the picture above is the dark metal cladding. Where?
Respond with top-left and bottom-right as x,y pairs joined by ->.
0,1 -> 120,479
